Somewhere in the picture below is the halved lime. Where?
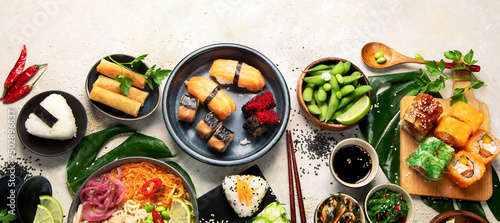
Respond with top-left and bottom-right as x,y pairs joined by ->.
336,94 -> 371,124
169,199 -> 192,223
33,204 -> 55,223
39,195 -> 63,223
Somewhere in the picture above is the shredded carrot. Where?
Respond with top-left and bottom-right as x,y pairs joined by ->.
236,176 -> 258,206
110,161 -> 187,207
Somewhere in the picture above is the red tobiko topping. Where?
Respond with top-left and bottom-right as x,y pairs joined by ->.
254,110 -> 280,124
242,91 -> 276,117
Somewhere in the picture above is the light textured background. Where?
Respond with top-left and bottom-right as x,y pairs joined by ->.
1,1 -> 499,222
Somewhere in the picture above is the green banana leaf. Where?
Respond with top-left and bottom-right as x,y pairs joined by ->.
421,197 -> 454,213
487,168 -> 500,221
456,200 -> 487,221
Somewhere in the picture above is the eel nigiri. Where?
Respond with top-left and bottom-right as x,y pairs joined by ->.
222,175 -> 268,218
185,76 -> 236,120
209,59 -> 266,92
177,94 -> 199,123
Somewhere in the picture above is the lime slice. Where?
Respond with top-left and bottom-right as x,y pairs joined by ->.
33,204 -> 55,223
336,94 -> 371,124
39,195 -> 63,223
169,199 -> 192,223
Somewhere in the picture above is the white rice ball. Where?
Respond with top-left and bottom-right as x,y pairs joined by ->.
222,175 -> 268,217
25,93 -> 77,140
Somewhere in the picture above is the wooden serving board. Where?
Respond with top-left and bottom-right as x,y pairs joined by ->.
400,68 -> 492,201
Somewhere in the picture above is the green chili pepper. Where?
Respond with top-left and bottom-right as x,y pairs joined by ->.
66,124 -> 135,189
66,131 -> 177,195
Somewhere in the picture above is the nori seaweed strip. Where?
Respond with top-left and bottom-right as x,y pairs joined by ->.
180,94 -> 199,110
214,125 -> 234,143
33,105 -> 58,127
203,86 -> 221,105
233,61 -> 242,86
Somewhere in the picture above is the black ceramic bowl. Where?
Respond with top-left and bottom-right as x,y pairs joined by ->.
67,157 -> 198,222
162,43 -> 290,166
86,54 -> 160,121
17,90 -> 87,156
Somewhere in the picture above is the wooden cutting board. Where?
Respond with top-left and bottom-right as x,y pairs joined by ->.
400,68 -> 492,201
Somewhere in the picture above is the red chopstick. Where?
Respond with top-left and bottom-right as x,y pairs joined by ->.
286,130 -> 307,223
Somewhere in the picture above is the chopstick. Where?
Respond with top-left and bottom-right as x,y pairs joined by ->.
286,130 -> 307,223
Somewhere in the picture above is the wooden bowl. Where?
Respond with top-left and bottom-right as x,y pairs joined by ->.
429,210 -> 488,223
297,57 -> 371,131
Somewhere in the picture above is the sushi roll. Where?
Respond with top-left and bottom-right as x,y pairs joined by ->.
177,94 -> 199,123
195,111 -> 222,139
222,175 -> 269,218
401,93 -> 443,142
446,150 -> 486,188
447,101 -> 484,134
243,110 -> 281,137
185,76 -> 236,120
25,94 -> 77,140
208,125 -> 235,153
209,59 -> 266,92
434,116 -> 472,148
241,91 -> 277,118
464,129 -> 500,164
405,137 -> 455,181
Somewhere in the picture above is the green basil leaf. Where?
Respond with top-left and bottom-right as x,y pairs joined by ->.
487,168 -> 500,221
456,199 -> 487,221
421,196 -> 454,213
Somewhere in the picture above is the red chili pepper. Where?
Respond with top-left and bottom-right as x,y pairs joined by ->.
151,209 -> 165,223
4,64 -> 47,100
3,45 -> 27,98
3,66 -> 46,104
141,178 -> 163,197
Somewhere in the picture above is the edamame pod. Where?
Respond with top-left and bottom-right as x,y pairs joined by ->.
318,100 -> 328,122
342,61 -> 351,75
329,73 -> 340,92
302,83 -> 315,102
308,70 -> 330,76
325,90 -> 339,122
335,74 -> 344,84
303,75 -> 327,85
330,61 -> 344,75
338,85 -> 372,109
340,85 -> 355,96
343,71 -> 362,84
317,87 -> 327,102
307,104 -> 322,115
306,64 -> 334,73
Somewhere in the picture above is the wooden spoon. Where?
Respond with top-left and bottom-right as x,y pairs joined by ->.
361,42 -> 480,72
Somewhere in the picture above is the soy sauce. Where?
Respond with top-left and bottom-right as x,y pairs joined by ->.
333,144 -> 372,184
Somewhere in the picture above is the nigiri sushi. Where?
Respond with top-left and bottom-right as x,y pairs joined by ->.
464,129 -> 500,164
185,76 -> 236,120
177,94 -> 199,123
222,175 -> 269,218
209,59 -> 266,92
446,150 -> 486,188
195,111 -> 222,139
208,125 -> 235,153
241,91 -> 277,118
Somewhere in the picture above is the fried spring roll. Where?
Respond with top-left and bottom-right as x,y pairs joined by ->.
89,86 -> 141,117
96,59 -> 147,89
93,75 -> 149,106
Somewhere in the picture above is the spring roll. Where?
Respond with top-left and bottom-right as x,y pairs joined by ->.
96,59 -> 147,89
93,75 -> 149,106
89,86 -> 141,117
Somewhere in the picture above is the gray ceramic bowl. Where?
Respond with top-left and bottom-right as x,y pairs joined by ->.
162,43 -> 290,166
67,157 -> 198,223
86,54 -> 160,121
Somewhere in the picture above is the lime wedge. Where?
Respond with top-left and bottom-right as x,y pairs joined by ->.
39,195 -> 63,223
33,204 -> 55,223
169,199 -> 192,223
336,94 -> 371,124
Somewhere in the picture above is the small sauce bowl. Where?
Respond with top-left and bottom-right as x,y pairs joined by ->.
329,138 -> 378,188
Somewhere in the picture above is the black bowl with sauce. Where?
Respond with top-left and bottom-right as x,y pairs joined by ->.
329,138 -> 379,188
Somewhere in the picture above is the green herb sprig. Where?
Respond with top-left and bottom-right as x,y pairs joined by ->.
108,54 -> 171,95
0,209 -> 17,223
405,49 -> 484,105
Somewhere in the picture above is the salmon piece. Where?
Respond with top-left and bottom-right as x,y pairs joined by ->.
185,76 -> 236,120
209,59 -> 266,92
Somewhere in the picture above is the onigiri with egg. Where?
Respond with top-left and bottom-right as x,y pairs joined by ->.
25,93 -> 77,140
222,174 -> 268,217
